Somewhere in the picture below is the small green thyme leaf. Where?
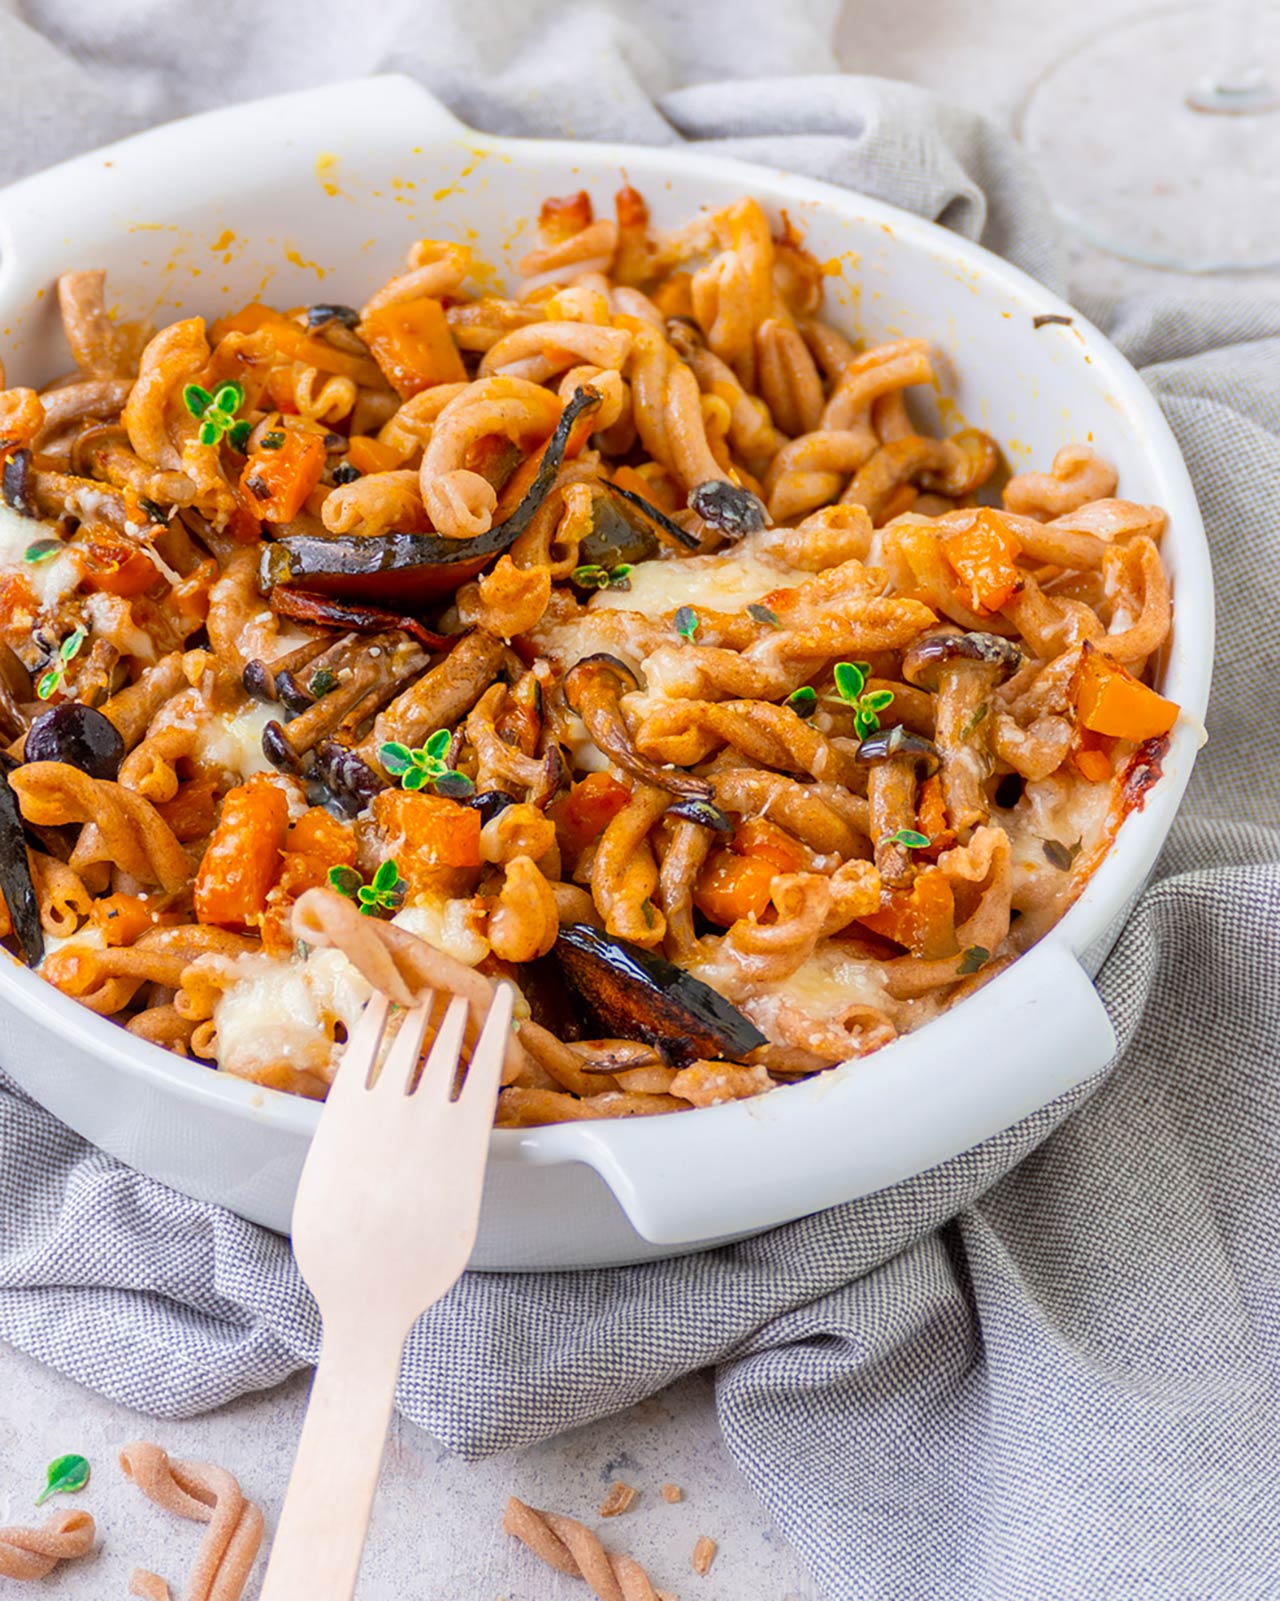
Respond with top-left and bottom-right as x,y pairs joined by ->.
60,626 -> 87,663
748,603 -> 780,627
36,668 -> 60,701
570,563 -> 610,590
786,686 -> 818,718
957,946 -> 990,976
887,828 -> 931,850
228,419 -> 253,453
138,497 -> 169,524
606,563 -> 632,590
371,859 -> 400,894
23,539 -> 62,564
433,770 -> 476,799
832,661 -> 868,702
327,865 -> 364,898
36,626 -> 88,700
308,667 -> 337,698
1042,838 -> 1082,871
423,729 -> 451,763
182,383 -> 213,418
960,701 -> 990,741
259,431 -> 286,450
673,605 -> 699,642
379,741 -> 415,777
35,1454 -> 90,1507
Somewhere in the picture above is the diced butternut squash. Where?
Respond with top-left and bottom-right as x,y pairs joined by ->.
549,772 -> 632,861
1073,642 -> 1178,741
285,806 -> 356,865
90,892 -> 173,946
360,298 -> 466,399
651,272 -> 695,320
858,869 -> 958,960
942,509 -> 1024,614
372,790 -> 482,868
79,530 -> 159,598
345,435 -> 404,476
239,426 -> 327,524
194,776 -> 290,928
208,302 -> 380,383
694,848 -> 777,928
731,816 -> 810,874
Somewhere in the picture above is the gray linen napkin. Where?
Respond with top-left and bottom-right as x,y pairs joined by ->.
2,4 -> 1279,1598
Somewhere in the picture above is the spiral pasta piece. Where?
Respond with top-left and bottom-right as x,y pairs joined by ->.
0,1511 -> 95,1582
119,1442 -> 263,1601
503,1497 -> 668,1601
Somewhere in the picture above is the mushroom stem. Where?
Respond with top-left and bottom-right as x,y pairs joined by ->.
934,663 -> 998,836
265,633 -> 426,766
866,760 -> 921,888
565,653 -> 712,800
356,628 -> 506,765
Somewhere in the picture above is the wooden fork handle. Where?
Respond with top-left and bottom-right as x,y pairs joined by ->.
259,1315 -> 407,1601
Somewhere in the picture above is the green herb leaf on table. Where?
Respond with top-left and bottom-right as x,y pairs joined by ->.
957,945 -> 990,976
36,1454 -> 90,1507
673,606 -> 699,642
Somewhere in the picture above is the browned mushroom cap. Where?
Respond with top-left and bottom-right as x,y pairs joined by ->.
901,631 -> 1023,692
564,653 -> 712,800
855,725 -> 943,776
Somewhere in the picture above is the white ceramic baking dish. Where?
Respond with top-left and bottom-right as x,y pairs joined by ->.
0,76 -> 1212,1269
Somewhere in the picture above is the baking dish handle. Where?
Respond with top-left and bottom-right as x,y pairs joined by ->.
0,75 -> 469,286
536,938 -> 1117,1246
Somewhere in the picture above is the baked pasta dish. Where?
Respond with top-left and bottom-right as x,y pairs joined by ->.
0,189 -> 1179,1123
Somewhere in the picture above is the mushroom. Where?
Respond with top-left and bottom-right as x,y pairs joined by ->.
855,724 -> 942,888
902,630 -> 1022,836
261,632 -> 427,775
563,653 -> 712,800
688,479 -> 769,540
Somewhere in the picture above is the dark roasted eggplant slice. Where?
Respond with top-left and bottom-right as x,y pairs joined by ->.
576,495 -> 660,569
602,479 -> 701,550
263,385 -> 603,606
0,757 -> 43,965
270,586 -> 452,652
555,923 -> 766,1067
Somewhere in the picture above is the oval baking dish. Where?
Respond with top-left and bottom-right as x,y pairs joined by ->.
0,76 -> 1212,1269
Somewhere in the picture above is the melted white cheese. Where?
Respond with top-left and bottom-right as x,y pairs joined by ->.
212,947 -> 371,1082
0,503 -> 81,612
393,899 -> 489,967
589,545 -> 805,619
194,700 -> 279,783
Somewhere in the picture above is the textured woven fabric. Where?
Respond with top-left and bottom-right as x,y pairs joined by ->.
1,4 -> 1278,1599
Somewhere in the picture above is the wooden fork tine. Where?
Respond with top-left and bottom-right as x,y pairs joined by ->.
322,994 -> 392,1112
373,999 -> 434,1098
418,995 -> 469,1103
456,983 -> 514,1118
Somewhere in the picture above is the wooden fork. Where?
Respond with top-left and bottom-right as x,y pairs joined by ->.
259,983 -> 514,1601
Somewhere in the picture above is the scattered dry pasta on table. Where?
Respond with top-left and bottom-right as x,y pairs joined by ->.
0,1509 -> 95,1582
0,187 -> 1181,1120
119,1442 -> 263,1601
503,1496 -> 676,1601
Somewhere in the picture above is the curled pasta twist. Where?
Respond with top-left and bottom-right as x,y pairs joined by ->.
590,782 -> 669,948
11,762 -> 190,890
361,239 -> 472,317
478,320 -> 632,382
625,320 -> 725,491
0,1510 -> 95,1582
1004,443 -> 1119,519
503,1497 -> 668,1601
420,376 -> 563,538
489,854 -> 560,962
635,698 -> 863,790
119,1442 -> 263,1601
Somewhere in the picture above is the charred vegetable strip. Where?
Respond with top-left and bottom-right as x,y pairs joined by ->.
269,587 -> 452,652
603,479 -> 701,550
0,758 -> 44,964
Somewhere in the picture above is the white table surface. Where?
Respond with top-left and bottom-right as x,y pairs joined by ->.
3,5 -> 1276,1598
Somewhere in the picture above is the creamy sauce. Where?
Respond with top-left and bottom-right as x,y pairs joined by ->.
590,545 -> 805,619
212,947 -> 370,1081
0,503 -> 81,612
194,700 -> 279,782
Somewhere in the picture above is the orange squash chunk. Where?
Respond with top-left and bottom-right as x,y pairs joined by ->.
194,776 -> 290,928
694,848 -> 777,928
372,790 -> 482,869
239,426 -> 327,524
859,869 -> 958,960
942,508 -> 1024,614
360,297 -> 466,399
1074,642 -> 1178,741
